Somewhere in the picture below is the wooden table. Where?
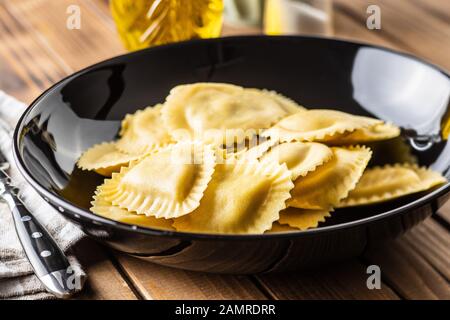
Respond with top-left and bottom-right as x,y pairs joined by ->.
1,0 -> 449,300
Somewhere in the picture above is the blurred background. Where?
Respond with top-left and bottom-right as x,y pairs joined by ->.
0,0 -> 448,104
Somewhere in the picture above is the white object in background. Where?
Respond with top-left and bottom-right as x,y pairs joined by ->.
264,0 -> 333,36
224,0 -> 265,27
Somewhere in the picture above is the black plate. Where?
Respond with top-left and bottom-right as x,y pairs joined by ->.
13,36 -> 450,274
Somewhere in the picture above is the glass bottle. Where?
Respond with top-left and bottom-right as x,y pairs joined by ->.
110,0 -> 224,51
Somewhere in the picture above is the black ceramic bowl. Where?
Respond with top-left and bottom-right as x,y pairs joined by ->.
13,36 -> 450,274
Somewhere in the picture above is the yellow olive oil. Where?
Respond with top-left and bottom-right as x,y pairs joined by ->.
110,0 -> 224,51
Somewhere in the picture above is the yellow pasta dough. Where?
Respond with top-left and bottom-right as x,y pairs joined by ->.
265,222 -> 298,233
116,104 -> 172,155
260,142 -> 333,180
288,146 -> 372,210
246,88 -> 305,113
172,160 -> 294,234
97,141 -> 216,218
279,207 -> 331,230
91,194 -> 174,230
325,123 -> 400,145
239,139 -> 277,160
213,146 -> 247,165
338,164 -> 447,207
162,83 -> 303,145
77,142 -> 141,177
263,109 -> 382,142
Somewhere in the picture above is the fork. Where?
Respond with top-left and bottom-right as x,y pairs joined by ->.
0,150 -> 78,299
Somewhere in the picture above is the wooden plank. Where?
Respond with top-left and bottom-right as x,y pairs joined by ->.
437,200 -> 450,226
409,0 -> 450,25
334,0 -> 450,70
5,0 -> 124,71
364,219 -> 450,300
115,254 -> 267,300
402,219 -> 450,281
83,0 -> 118,31
0,45 -> 37,103
0,4 -> 62,89
222,23 -> 262,37
256,260 -> 399,300
0,3 -> 61,102
72,240 -> 138,300
333,4 -> 397,49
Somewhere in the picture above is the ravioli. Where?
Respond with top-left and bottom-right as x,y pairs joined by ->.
239,139 -> 277,160
172,160 -> 294,234
326,123 -> 400,145
116,104 -> 172,155
80,83 -> 445,235
77,142 -> 141,177
288,146 -> 372,210
97,141 -> 216,218
278,207 -> 331,230
246,88 -> 305,114
260,142 -> 333,180
265,222 -> 298,233
214,146 -> 247,164
162,83 -> 303,145
91,194 -> 174,230
263,109 -> 382,142
338,164 -> 447,207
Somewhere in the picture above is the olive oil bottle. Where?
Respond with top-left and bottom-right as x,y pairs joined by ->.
110,0 -> 224,51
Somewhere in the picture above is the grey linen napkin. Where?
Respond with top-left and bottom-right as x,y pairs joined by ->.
0,91 -> 86,300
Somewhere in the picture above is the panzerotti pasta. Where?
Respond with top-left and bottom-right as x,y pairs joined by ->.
76,83 -> 447,234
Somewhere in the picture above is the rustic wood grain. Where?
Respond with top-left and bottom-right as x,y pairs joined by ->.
334,0 -> 450,70
0,45 -> 34,102
437,200 -> 450,226
4,0 -> 124,71
364,219 -> 450,300
333,3 -> 396,49
409,0 -> 450,25
0,4 -> 54,102
72,240 -> 137,300
0,6 -> 59,89
115,254 -> 267,300
256,260 -> 399,300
